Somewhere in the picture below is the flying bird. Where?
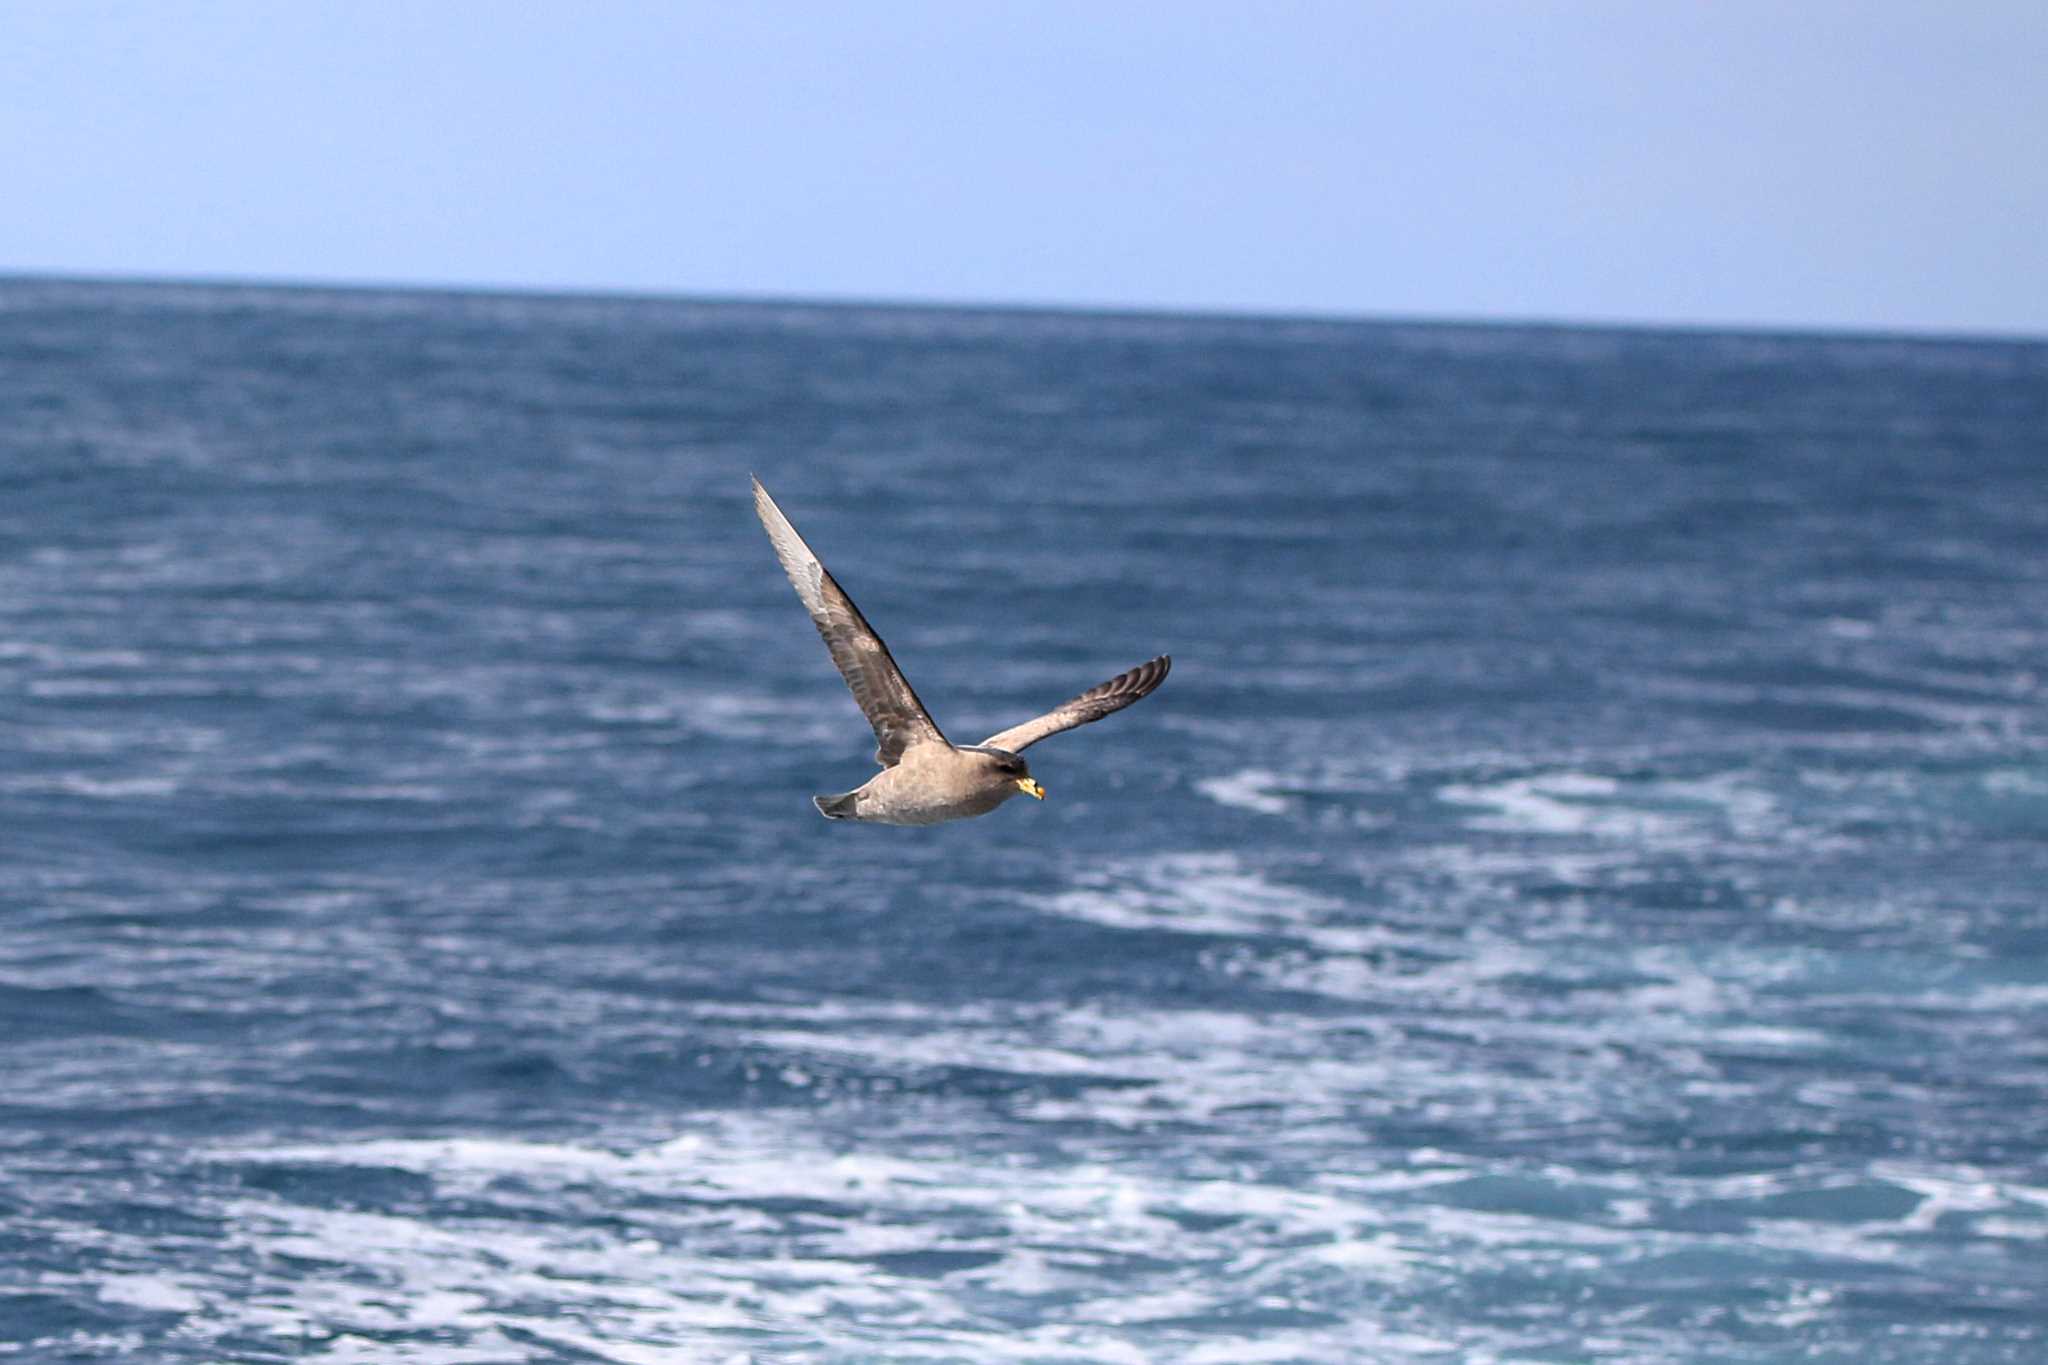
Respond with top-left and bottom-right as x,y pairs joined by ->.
752,477 -> 1170,825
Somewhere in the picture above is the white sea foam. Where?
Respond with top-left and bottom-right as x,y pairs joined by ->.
199,1117 -> 1435,1360
96,1273 -> 205,1313
1193,767 -> 1294,815
1435,768 -> 1780,848
58,1038 -> 2043,1364
0,774 -> 183,798
1984,766 -> 2048,793
1044,850 -> 1377,950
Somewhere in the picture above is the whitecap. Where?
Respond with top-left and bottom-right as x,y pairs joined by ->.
96,1274 -> 204,1313
1193,768 -> 1294,815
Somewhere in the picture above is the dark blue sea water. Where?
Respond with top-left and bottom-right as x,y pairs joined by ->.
2,277 -> 2045,1362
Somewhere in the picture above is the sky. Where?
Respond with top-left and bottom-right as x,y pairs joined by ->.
4,1 -> 2045,336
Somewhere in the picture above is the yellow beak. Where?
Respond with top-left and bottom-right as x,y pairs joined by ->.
1016,777 -> 1045,800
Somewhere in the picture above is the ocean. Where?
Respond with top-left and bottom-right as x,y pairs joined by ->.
1,277 -> 2043,1362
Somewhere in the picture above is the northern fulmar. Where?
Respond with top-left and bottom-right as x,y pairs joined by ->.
752,477 -> 1170,825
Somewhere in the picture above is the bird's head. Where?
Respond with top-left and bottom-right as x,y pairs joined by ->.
975,746 -> 1044,800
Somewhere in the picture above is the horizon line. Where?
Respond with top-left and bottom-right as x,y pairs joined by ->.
5,265 -> 2043,349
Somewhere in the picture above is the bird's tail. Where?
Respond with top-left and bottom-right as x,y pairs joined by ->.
813,790 -> 859,820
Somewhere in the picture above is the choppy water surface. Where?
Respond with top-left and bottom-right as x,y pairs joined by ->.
1,278 -> 2045,1361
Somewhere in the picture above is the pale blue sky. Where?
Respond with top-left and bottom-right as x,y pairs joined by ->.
5,1 -> 2045,335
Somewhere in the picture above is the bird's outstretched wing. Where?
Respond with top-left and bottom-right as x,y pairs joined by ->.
979,655 -> 1171,754
752,477 -> 947,767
